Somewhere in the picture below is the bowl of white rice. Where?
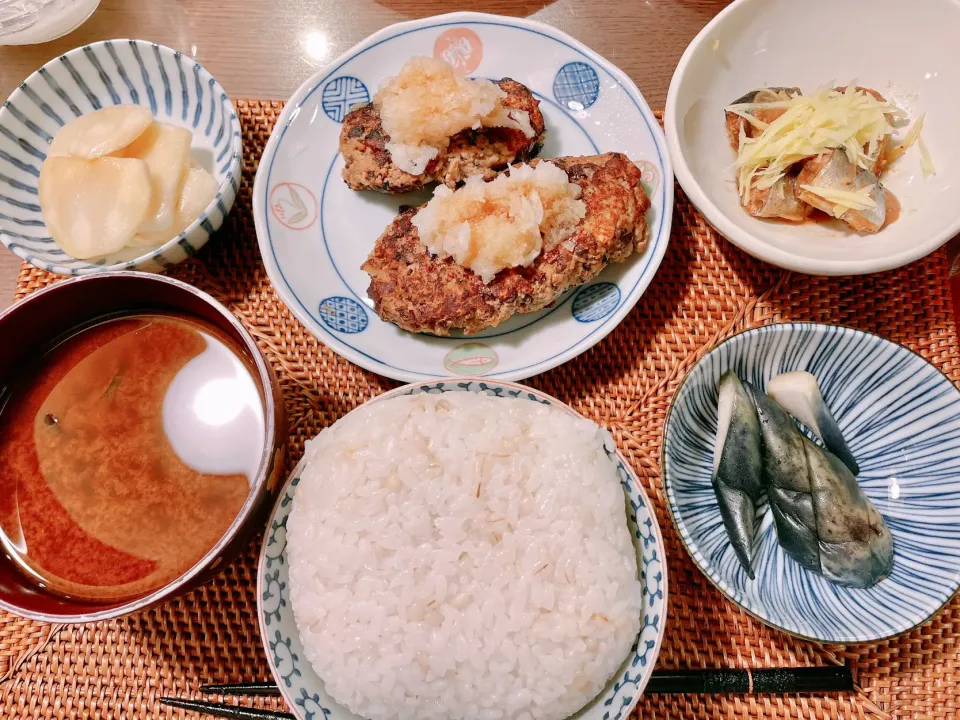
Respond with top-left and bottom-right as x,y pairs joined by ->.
257,379 -> 667,720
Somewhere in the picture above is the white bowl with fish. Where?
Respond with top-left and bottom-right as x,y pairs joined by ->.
257,379 -> 667,720
664,0 -> 960,276
662,323 -> 960,643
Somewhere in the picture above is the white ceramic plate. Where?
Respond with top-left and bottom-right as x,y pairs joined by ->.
665,0 -> 960,276
257,379 -> 668,720
253,12 -> 672,382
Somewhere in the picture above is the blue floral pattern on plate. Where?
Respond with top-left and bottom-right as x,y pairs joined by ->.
318,297 -> 368,334
257,379 -> 668,720
572,283 -> 621,323
321,77 -> 370,123
553,61 -> 600,110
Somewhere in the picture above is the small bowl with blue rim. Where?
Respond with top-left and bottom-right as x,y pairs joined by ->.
0,39 -> 242,275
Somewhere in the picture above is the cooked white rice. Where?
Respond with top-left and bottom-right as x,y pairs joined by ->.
287,392 -> 642,720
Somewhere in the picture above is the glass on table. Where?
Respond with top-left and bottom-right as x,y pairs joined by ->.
0,0 -> 99,45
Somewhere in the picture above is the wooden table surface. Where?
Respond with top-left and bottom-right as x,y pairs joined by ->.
0,0 -> 729,309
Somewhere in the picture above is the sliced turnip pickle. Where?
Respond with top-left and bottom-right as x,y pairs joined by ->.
131,166 -> 219,248
48,105 -> 153,159
121,122 -> 193,233
39,156 -> 152,259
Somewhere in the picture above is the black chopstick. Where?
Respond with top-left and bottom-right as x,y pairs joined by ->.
189,665 -> 853,716
644,666 -> 854,694
200,682 -> 283,697
160,697 -> 294,720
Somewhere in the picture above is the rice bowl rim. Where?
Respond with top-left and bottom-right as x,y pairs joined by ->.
255,377 -> 669,720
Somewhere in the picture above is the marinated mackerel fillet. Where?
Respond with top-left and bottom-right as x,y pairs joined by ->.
362,153 -> 650,335
339,78 -> 545,193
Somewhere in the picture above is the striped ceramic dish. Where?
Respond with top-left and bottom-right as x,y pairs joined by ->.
0,39 -> 242,275
662,322 -> 960,643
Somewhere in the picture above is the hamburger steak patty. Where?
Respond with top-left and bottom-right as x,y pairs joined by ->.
339,78 -> 546,194
362,153 -> 651,335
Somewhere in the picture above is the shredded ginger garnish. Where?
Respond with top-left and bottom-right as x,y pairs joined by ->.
883,111 -> 935,177
799,183 -> 879,218
412,162 -> 586,284
728,85 -> 901,205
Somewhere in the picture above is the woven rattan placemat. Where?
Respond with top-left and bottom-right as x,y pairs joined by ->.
2,101 -> 958,720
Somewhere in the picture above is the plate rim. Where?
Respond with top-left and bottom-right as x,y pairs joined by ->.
663,0 -> 960,276
661,320 -> 960,643
255,376 -> 670,720
252,11 -> 674,382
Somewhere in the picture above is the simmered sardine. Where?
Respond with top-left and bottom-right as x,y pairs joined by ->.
796,149 -> 887,233
834,86 -> 895,176
724,87 -> 801,150
740,173 -> 811,223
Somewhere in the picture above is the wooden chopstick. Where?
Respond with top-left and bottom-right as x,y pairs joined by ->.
160,697 -> 294,719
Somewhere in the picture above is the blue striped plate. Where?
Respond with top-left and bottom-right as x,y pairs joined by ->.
0,39 -> 242,275
662,323 -> 960,643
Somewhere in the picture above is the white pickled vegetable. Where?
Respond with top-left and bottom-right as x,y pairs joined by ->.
797,183 -> 879,217
131,166 -> 218,248
120,122 -> 193,232
39,156 -> 152,258
48,105 -> 153,159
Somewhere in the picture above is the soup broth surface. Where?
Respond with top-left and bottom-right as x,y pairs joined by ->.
0,313 -> 265,602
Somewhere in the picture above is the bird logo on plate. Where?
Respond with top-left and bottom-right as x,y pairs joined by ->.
270,183 -> 318,231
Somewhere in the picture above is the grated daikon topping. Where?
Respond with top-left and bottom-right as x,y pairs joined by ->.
375,57 -> 536,175
728,85 -> 895,204
383,143 -> 439,176
412,162 -> 586,284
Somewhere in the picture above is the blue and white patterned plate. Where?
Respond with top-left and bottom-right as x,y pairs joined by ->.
252,12 -> 673,382
257,379 -> 668,720
662,323 -> 960,643
0,39 -> 242,275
